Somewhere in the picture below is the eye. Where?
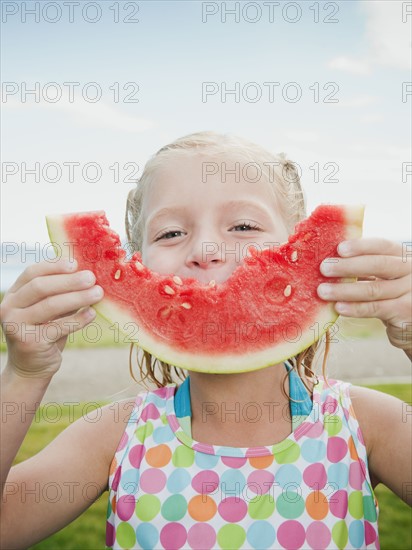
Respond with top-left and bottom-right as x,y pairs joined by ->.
155,230 -> 185,241
231,221 -> 262,232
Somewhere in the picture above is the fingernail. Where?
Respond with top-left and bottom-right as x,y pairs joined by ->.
65,259 -> 77,270
335,302 -> 348,314
320,262 -> 333,275
338,241 -> 350,256
318,284 -> 332,298
86,307 -> 96,319
92,286 -> 104,298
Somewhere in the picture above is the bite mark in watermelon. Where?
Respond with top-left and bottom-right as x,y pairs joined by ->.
46,204 -> 364,373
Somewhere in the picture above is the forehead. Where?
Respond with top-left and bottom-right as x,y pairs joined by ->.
142,152 -> 279,215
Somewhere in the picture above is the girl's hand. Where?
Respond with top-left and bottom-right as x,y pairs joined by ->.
317,238 -> 412,359
0,259 -> 104,380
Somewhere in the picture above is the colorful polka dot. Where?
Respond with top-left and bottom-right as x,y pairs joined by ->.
128,444 -> 145,468
220,469 -> 246,496
222,455 -> 248,468
275,464 -> 302,488
301,439 -> 326,462
306,520 -> 331,549
146,444 -> 172,467
136,522 -> 159,549
248,493 -> 275,519
161,494 -> 187,521
348,491 -> 364,519
116,521 -> 136,548
188,495 -> 217,522
136,421 -> 153,443
277,520 -> 306,549
191,470 -> 219,494
116,495 -> 135,521
332,519 -> 349,549
217,524 -> 246,550
218,496 -> 248,522
306,491 -> 329,520
328,462 -> 349,490
327,437 -> 348,463
172,445 -> 195,467
274,441 -> 300,463
160,522 -> 187,549
303,462 -> 327,490
167,467 -> 192,493
187,523 -> 216,550
247,469 -> 275,495
276,490 -> 305,519
135,494 -> 160,521
106,379 -> 380,549
247,520 -> 276,548
139,468 -> 166,494
329,490 -> 348,519
349,462 -> 365,490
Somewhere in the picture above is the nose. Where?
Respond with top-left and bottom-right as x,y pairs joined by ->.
185,240 -> 224,270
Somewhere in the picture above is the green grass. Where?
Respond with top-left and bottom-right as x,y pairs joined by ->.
357,383 -> 412,550
5,384 -> 410,549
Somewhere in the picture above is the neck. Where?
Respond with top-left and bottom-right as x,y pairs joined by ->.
188,363 -> 295,444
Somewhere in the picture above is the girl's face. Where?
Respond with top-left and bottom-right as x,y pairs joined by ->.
141,153 -> 289,284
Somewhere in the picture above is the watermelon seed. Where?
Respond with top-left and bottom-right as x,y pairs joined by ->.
158,306 -> 172,320
114,269 -> 121,280
284,284 -> 292,297
181,302 -> 192,309
164,285 -> 175,295
291,250 -> 298,262
173,275 -> 183,285
135,261 -> 144,271
209,280 -> 216,287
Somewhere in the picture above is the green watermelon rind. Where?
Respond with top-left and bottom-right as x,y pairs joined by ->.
46,204 -> 364,374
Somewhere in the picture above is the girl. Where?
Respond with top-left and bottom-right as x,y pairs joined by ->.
1,131 -> 411,550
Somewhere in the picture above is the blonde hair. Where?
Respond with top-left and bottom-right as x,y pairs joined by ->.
125,131 -> 331,399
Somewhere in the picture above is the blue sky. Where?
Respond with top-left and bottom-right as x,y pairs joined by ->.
1,0 -> 411,251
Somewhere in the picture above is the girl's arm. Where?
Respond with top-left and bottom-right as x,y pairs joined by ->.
1,258 -> 103,492
350,385 -> 412,506
317,237 -> 412,505
1,384 -> 135,549
0,258 -> 112,547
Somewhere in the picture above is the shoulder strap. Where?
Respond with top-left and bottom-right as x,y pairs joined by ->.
175,363 -> 313,419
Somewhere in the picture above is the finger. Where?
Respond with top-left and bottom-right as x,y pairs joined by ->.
320,254 -> 409,280
42,307 -> 97,344
8,259 -> 78,294
23,286 -> 104,325
332,297 -> 404,322
317,276 -> 410,303
337,238 -> 404,258
13,270 -> 96,309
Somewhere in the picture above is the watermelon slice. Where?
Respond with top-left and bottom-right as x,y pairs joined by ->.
46,205 -> 364,373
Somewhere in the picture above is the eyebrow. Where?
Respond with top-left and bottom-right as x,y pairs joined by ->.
146,200 -> 274,227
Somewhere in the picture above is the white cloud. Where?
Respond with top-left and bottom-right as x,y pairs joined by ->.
349,143 -> 410,160
328,56 -> 371,75
285,131 -> 320,143
362,0 -> 411,70
57,100 -> 155,133
359,114 -> 383,124
328,0 -> 411,74
1,97 -> 155,133
336,95 -> 380,108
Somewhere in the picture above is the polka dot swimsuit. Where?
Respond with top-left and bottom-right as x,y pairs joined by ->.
106,374 -> 379,549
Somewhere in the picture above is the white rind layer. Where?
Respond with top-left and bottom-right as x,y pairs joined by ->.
46,204 -> 364,374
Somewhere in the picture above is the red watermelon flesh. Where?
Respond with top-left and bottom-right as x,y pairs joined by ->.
46,204 -> 364,373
